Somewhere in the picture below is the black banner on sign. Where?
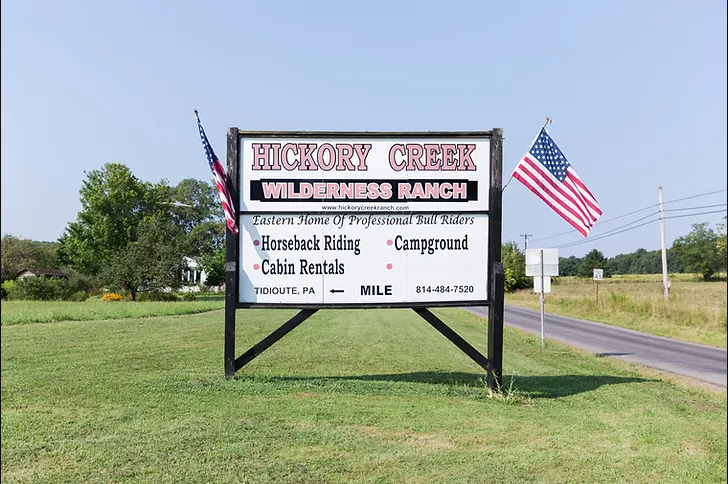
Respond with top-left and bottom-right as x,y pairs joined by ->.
249,179 -> 479,203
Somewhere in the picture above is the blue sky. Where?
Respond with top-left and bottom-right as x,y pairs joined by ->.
2,0 -> 726,257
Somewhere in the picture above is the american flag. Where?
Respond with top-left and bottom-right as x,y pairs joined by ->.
512,128 -> 601,236
195,111 -> 238,234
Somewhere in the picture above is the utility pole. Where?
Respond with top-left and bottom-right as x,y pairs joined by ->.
659,187 -> 670,301
520,233 -> 532,251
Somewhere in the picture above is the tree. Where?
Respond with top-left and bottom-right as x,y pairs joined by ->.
170,179 -> 225,258
198,247 -> 225,288
170,178 -> 220,230
559,256 -> 582,276
1,235 -> 59,282
671,222 -> 724,280
100,215 -> 186,300
185,221 -> 225,258
57,163 -> 170,276
501,243 -> 530,291
717,217 -> 727,263
579,249 -> 608,278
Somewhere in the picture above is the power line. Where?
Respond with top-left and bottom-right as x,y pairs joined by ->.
555,208 -> 727,249
557,212 -> 661,248
664,208 -> 727,220
530,187 -> 727,243
664,203 -> 727,212
662,188 -> 727,205
557,219 -> 660,249
530,206 -> 657,243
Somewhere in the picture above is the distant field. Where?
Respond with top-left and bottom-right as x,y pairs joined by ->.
507,274 -> 727,348
1,307 -> 725,482
0,300 -> 224,325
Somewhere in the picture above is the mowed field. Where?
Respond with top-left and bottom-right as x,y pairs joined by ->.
507,274 -> 728,348
2,302 -> 726,483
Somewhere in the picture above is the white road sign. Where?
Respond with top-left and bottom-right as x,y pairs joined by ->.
533,276 -> 551,294
239,213 -> 489,304
593,268 -> 604,281
525,248 -> 559,277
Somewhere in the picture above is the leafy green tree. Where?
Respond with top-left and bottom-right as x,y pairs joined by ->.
57,163 -> 170,276
1,235 -> 59,282
717,217 -> 727,263
559,256 -> 582,276
671,222 -> 724,280
666,248 -> 686,273
170,179 -> 225,257
185,221 -> 225,258
100,215 -> 186,300
198,247 -> 225,288
579,249 -> 608,278
170,179 -> 220,229
501,243 -> 530,291
607,247 -> 683,275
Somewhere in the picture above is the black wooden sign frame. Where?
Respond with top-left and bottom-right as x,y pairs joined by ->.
224,129 -> 505,390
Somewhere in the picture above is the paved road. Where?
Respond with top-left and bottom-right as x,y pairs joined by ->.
465,305 -> 727,388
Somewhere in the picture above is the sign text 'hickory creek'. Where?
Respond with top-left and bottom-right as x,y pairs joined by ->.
238,134 -> 492,306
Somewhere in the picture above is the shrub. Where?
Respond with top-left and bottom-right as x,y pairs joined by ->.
180,292 -> 196,301
101,292 -> 124,302
502,244 -> 530,292
3,273 -> 96,301
7,277 -> 67,300
136,291 -> 178,302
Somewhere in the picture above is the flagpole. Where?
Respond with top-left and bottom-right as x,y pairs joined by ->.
502,117 -> 552,191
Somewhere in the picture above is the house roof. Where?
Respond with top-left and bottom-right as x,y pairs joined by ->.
16,268 -> 67,278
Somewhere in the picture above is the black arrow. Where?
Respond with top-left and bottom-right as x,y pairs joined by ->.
329,289 -> 344,294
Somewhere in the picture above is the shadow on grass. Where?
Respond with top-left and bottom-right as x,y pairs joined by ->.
270,372 -> 655,399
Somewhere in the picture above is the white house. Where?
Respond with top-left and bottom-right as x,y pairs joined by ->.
180,257 -> 210,292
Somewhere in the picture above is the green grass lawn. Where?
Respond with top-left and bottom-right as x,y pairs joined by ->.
2,307 -> 726,483
0,300 -> 225,325
507,275 -> 727,348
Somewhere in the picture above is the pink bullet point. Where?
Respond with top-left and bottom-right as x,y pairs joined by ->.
386,239 -> 393,246
253,240 -> 260,246
386,263 -> 393,270
253,264 -> 260,270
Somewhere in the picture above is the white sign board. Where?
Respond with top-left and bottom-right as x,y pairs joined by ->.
239,213 -> 488,304
240,137 -> 489,213
593,268 -> 604,281
237,134 -> 491,305
533,276 -> 551,293
525,248 -> 559,277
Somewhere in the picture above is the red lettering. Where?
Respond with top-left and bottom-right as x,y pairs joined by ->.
441,144 -> 457,171
406,144 -> 425,170
251,143 -> 270,170
281,143 -> 298,171
458,144 -> 477,170
336,144 -> 355,171
389,144 -> 406,171
353,144 -> 371,171
424,144 -> 440,171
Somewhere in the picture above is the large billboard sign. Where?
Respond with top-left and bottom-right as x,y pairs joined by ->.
223,129 -> 504,388
236,133 -> 494,307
